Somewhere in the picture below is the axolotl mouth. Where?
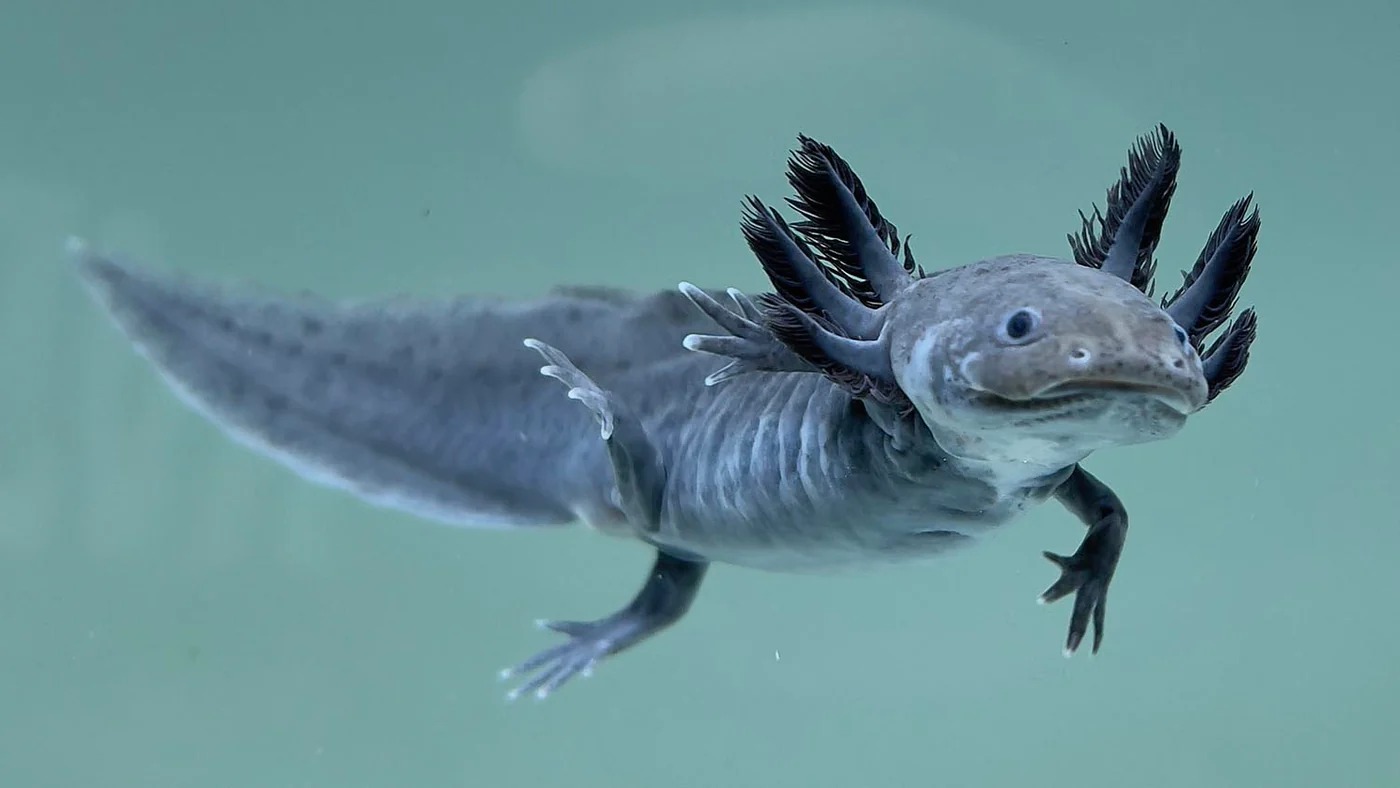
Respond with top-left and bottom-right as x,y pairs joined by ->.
973,380 -> 1197,417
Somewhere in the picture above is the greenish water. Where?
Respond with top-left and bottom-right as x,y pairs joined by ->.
1,1 -> 1396,786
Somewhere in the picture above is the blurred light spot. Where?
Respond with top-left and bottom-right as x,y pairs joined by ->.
518,6 -> 1138,190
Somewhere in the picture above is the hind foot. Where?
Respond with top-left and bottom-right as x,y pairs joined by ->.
523,338 -> 668,530
498,550 -> 708,701
523,338 -> 615,439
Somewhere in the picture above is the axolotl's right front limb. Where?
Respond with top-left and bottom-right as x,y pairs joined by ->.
498,339 -> 710,701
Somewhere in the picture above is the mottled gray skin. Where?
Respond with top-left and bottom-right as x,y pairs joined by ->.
610,254 -> 1203,571
73,126 -> 1260,701
73,270 -> 723,534
76,261 -> 990,568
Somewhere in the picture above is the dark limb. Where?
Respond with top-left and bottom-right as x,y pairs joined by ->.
499,550 -> 709,700
1039,464 -> 1127,656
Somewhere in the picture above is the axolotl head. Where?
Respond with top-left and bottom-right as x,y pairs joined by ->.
730,128 -> 1258,470
886,255 -> 1205,465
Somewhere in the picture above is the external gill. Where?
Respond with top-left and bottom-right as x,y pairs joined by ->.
1068,123 -> 1181,295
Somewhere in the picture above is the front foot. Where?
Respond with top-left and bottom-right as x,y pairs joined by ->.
498,550 -> 708,701
1041,465 -> 1128,656
1037,533 -> 1121,656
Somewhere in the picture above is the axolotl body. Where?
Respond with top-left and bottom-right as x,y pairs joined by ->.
74,125 -> 1260,700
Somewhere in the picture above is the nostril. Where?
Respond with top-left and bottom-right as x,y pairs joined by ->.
1172,358 -> 1185,370
1068,348 -> 1092,366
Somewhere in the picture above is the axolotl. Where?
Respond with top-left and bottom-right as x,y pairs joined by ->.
74,125 -> 1260,700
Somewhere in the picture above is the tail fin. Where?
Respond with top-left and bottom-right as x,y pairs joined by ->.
72,240 -> 603,530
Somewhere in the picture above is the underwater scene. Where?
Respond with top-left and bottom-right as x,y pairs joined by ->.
0,1 -> 1396,786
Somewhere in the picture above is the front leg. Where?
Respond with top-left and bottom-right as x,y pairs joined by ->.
523,338 -> 667,531
499,549 -> 708,700
1038,464 -> 1127,656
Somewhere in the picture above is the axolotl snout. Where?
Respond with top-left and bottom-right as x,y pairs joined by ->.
72,125 -> 1259,700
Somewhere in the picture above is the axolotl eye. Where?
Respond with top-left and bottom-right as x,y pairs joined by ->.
1172,323 -> 1191,349
998,307 -> 1042,344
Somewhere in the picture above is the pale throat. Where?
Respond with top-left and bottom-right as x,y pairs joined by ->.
900,330 -> 1091,492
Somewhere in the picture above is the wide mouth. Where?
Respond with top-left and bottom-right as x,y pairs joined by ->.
975,380 -> 1196,415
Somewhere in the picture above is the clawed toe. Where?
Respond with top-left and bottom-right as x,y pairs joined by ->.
1038,549 -> 1110,656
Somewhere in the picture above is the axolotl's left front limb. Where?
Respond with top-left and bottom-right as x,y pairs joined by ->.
496,339 -> 709,701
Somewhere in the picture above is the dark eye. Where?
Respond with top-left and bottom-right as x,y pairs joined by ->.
1001,308 -> 1039,342
1173,324 -> 1190,348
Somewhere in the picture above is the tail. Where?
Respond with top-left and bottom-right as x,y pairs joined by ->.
70,240 -> 698,531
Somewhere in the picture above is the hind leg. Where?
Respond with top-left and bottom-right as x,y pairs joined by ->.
522,338 -> 667,532
498,549 -> 708,700
497,339 -> 704,700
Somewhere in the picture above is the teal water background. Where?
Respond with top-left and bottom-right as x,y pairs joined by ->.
1,1 -> 1396,786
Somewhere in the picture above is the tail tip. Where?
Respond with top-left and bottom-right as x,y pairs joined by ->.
65,235 -> 128,291
64,234 -> 88,258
